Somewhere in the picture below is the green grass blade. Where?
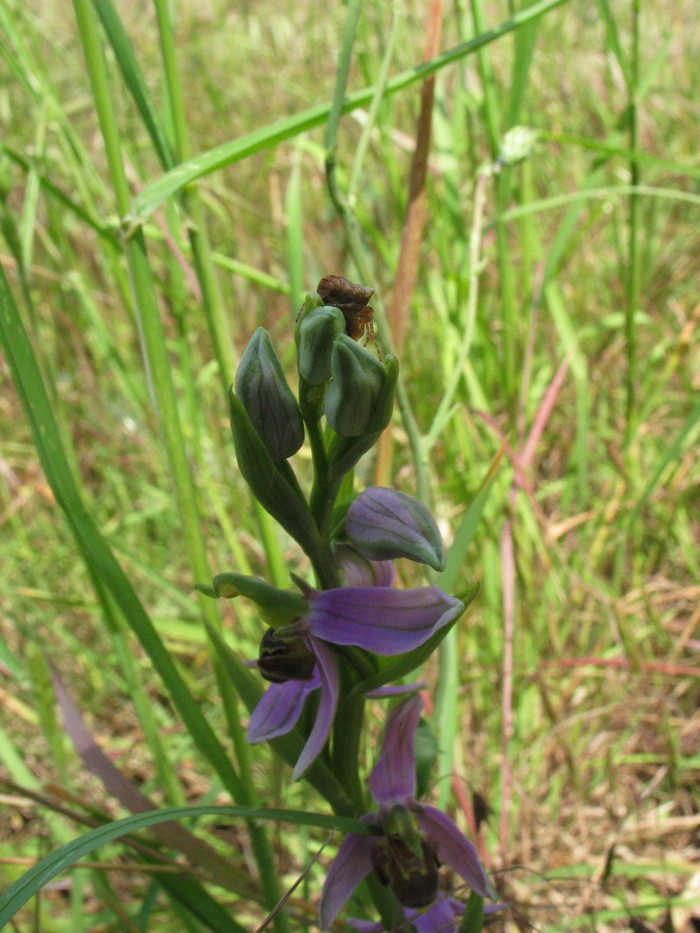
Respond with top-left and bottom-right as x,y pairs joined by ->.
91,0 -> 175,168
0,264 -> 245,803
0,804 -> 374,925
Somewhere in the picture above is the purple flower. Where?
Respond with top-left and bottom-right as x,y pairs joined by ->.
248,588 -> 463,779
319,695 -> 493,931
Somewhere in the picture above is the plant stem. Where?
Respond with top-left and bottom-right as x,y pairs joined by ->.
625,0 -> 641,446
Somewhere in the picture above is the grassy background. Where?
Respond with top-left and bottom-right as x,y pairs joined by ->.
1,0 -> 698,930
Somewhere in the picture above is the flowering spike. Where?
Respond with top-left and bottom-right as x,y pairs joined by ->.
235,327 -> 304,461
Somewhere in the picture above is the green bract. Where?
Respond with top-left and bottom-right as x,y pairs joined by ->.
196,572 -> 307,627
228,389 -> 322,557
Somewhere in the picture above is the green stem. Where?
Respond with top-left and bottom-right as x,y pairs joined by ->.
625,0 -> 640,447
331,692 -> 366,812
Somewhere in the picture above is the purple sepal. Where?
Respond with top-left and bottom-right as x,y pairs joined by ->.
318,821 -> 376,930
366,681 -> 427,698
406,896 -> 465,932
416,806 -> 494,899
368,694 -> 421,805
247,672 -> 319,743
346,487 -> 446,571
309,586 -> 463,654
292,636 -> 339,779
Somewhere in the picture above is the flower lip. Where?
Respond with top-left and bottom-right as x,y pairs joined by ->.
256,628 -> 316,683
370,804 -> 440,909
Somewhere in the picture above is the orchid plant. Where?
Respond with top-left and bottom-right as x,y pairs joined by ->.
199,276 -> 496,931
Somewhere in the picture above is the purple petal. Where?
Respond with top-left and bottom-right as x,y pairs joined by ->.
416,806 -> 493,898
292,637 -> 339,779
335,544 -> 395,588
366,680 -> 426,698
346,487 -> 445,571
347,920 -> 384,932
368,695 -> 422,805
247,673 -> 319,743
309,587 -> 464,654
406,895 -> 464,933
318,827 -> 376,930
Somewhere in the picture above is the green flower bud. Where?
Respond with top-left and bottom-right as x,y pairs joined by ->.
325,334 -> 387,437
195,572 -> 306,627
235,328 -> 304,461
296,306 -> 346,385
228,388 -> 322,556
327,354 -> 398,479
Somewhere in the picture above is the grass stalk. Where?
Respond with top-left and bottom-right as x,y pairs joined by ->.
624,0 -> 641,446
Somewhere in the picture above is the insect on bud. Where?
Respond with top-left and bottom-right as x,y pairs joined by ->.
317,274 -> 376,344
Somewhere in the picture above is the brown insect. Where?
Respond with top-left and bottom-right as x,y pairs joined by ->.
317,274 -> 376,344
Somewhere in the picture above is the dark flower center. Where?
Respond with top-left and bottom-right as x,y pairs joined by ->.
257,627 -> 316,683
370,806 -> 440,909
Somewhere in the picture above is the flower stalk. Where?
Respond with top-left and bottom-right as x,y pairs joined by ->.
199,276 -> 495,931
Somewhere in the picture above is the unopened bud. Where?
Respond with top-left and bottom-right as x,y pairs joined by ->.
297,306 -> 346,385
235,327 -> 303,461
345,487 -> 445,571
325,334 -> 387,437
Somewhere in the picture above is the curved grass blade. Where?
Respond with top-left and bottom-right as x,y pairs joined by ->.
0,805 -> 376,925
130,0 -> 571,222
92,0 -> 175,169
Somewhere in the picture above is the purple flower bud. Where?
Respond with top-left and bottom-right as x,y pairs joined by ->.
345,487 -> 446,571
235,327 -> 303,461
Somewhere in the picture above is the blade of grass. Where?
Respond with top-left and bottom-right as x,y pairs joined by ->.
0,805 -> 374,925
51,664 -> 252,894
91,0 -> 175,169
433,447 -> 505,809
